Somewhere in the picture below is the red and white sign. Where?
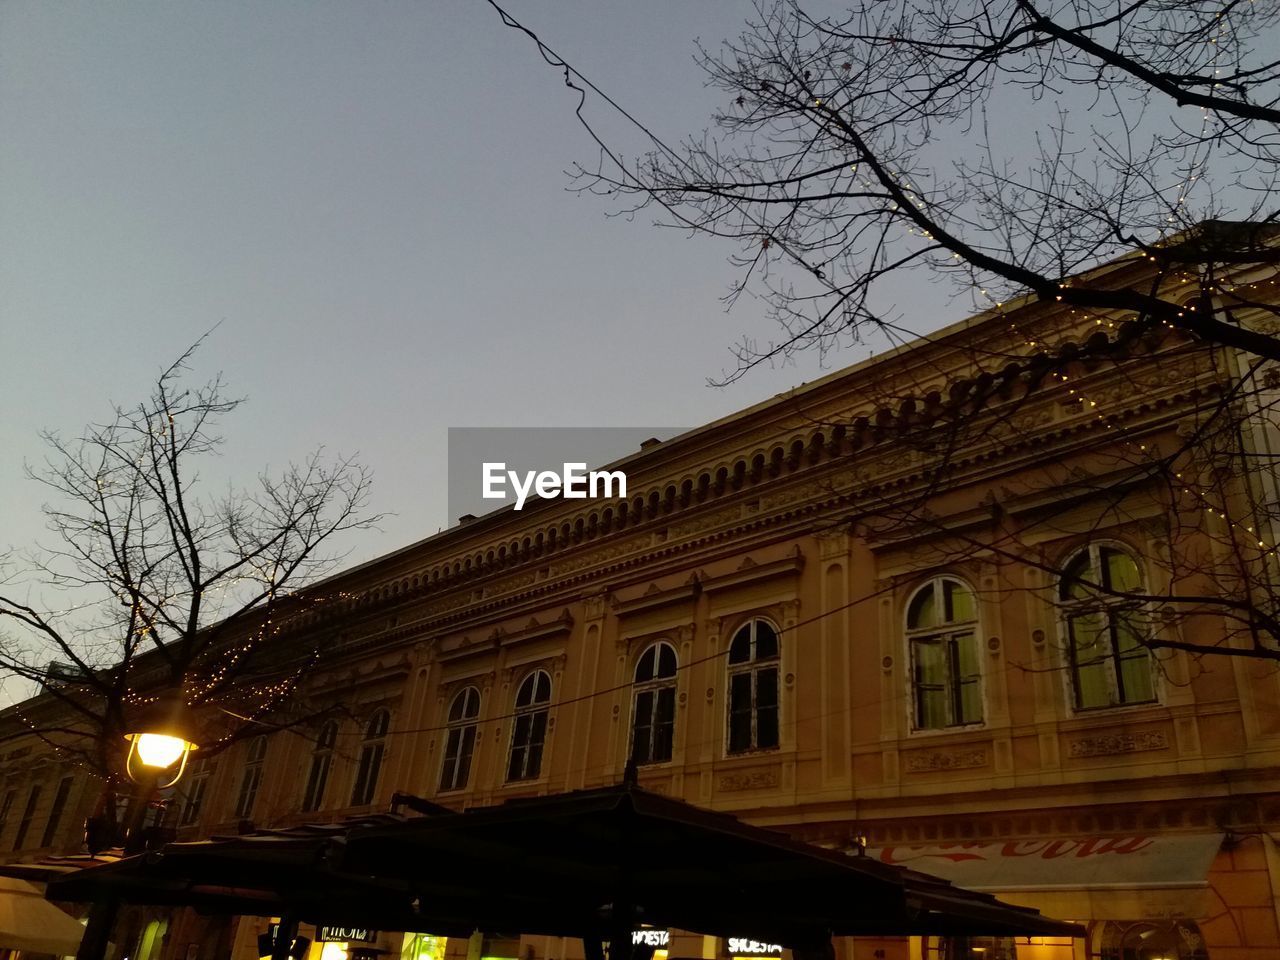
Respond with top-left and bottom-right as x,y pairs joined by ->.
867,834 -> 1222,891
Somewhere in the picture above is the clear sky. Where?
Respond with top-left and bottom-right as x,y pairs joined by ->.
0,1 -> 948,578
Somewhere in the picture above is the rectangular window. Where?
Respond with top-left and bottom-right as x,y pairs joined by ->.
728,672 -> 754,753
755,667 -> 779,749
234,766 -> 261,820
234,738 -> 267,820
1114,616 -> 1156,704
912,633 -> 982,728
507,710 -> 547,782
631,686 -> 677,766
351,741 -> 385,806
181,760 -> 212,826
440,725 -> 477,792
40,776 -> 74,848
0,789 -> 16,845
1067,610 -> 1155,710
302,751 -> 332,812
12,785 -> 41,850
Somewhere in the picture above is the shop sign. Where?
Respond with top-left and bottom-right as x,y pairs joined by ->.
865,833 -> 1223,891
727,940 -> 782,956
632,931 -> 670,947
318,927 -> 378,944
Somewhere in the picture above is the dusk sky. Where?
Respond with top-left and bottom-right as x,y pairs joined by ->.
0,2 -> 953,582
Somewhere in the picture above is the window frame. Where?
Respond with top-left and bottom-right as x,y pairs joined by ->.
439,686 -> 482,793
506,669 -> 552,783
39,775 -> 74,849
630,641 -> 678,766
0,788 -> 16,846
725,617 -> 782,756
301,720 -> 338,812
180,756 -> 214,826
11,784 -> 39,850
233,735 -> 268,821
351,709 -> 390,807
1058,542 -> 1158,712
905,576 -> 984,732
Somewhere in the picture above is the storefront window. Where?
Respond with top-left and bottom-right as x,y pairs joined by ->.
402,933 -> 447,960
1091,920 -> 1208,960
925,937 -> 1016,960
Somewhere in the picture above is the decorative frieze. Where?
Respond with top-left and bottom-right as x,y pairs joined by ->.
718,769 -> 779,791
904,749 -> 989,773
1067,731 -> 1169,758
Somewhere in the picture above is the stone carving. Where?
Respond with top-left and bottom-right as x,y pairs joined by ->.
668,508 -> 741,539
904,749 -> 988,773
718,769 -> 779,791
1067,731 -> 1169,758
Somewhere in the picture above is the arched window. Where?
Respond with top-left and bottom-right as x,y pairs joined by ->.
351,710 -> 389,806
631,642 -> 677,765
727,618 -> 780,754
507,670 -> 552,782
1060,544 -> 1155,710
440,686 -> 481,792
906,577 -> 982,729
301,721 -> 337,812
233,736 -> 267,820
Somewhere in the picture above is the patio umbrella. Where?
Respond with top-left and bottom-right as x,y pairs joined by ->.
0,875 -> 87,955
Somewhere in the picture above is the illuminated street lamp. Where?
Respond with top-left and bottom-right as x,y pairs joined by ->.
77,694 -> 201,960
123,694 -> 199,788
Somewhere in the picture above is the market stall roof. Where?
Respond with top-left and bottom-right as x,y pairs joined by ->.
43,812 -> 433,932
45,784 -> 1082,944
341,783 -> 1081,942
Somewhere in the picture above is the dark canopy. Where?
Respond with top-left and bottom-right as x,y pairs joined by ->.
46,784 -> 1081,944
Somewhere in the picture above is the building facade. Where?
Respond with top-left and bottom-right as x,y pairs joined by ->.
5,249 -> 1280,960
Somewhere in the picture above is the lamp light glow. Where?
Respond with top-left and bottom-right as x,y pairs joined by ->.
132,732 -> 188,769
123,694 -> 199,787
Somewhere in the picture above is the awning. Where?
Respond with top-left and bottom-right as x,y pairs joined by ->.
340,784 -> 1082,941
46,784 -> 1083,944
43,814 -> 424,931
0,876 -> 87,954
867,834 -> 1224,921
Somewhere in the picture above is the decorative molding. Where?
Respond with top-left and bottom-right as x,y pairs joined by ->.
440,670 -> 496,698
667,507 -> 742,540
903,749 -> 989,773
612,573 -> 701,617
494,610 -> 575,648
1067,731 -> 1169,758
718,768 -> 780,792
816,528 -> 853,561
437,633 -> 497,663
701,546 -> 805,594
